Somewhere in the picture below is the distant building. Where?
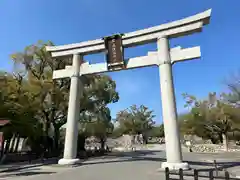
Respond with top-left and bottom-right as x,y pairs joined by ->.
0,119 -> 30,155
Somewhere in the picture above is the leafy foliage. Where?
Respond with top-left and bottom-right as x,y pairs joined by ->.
180,92 -> 240,150
148,124 -> 164,138
0,40 -> 119,154
115,105 -> 155,136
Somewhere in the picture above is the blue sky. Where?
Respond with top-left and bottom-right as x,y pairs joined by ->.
1,0 -> 240,124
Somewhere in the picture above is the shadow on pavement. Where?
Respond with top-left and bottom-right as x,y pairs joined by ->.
15,171 -> 55,176
80,150 -> 240,169
79,151 -> 240,178
0,158 -> 58,173
188,160 -> 240,171
80,150 -> 165,166
0,167 -> 56,179
105,150 -> 161,158
82,156 -> 165,166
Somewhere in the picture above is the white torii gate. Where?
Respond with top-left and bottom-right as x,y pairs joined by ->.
46,9 -> 212,170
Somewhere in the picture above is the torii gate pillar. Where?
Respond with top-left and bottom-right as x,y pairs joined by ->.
58,54 -> 82,165
158,37 -> 188,169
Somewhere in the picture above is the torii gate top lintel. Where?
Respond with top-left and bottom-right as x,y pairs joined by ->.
47,9 -> 211,79
46,9 -> 211,57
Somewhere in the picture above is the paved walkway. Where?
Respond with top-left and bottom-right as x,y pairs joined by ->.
0,153 -> 166,180
0,147 -> 239,180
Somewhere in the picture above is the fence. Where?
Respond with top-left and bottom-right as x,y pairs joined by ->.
165,167 -> 232,180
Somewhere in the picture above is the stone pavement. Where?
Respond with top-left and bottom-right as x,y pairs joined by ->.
0,148 -> 239,180
0,152 -> 166,180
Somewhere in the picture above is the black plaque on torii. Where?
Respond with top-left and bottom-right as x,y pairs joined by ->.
103,34 -> 125,70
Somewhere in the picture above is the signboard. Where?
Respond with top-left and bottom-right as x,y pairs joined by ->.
104,34 -> 125,70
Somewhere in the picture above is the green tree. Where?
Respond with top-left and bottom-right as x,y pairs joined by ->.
11,40 -> 70,152
182,92 -> 240,150
0,72 -> 44,153
148,124 -> 164,138
115,105 -> 155,143
10,40 -> 119,153
77,106 -> 113,150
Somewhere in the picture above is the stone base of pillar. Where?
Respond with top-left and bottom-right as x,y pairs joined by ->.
58,158 -> 81,165
160,162 -> 189,170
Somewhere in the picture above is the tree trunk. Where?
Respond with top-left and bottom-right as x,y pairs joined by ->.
53,127 -> 60,153
100,138 -> 105,150
77,134 -> 86,152
222,133 -> 229,151
218,132 -> 223,143
42,121 -> 51,152
143,134 -> 148,144
44,121 -> 50,137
